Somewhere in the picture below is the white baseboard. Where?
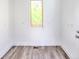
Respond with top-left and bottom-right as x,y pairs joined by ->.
0,45 -> 12,58
61,46 -> 71,59
13,42 -> 61,46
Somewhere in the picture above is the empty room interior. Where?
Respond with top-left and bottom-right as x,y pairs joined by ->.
0,0 -> 79,59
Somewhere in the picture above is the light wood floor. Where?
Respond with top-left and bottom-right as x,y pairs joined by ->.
1,46 -> 70,59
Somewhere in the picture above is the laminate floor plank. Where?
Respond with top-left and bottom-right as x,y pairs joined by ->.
1,46 -> 70,59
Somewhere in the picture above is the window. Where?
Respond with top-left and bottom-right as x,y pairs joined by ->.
30,0 -> 43,27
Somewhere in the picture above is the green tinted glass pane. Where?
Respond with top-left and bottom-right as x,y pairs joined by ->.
31,0 -> 43,27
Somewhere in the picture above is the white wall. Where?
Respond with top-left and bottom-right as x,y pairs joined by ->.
9,0 -> 15,44
14,0 -> 61,46
0,0 -> 13,58
61,0 -> 79,59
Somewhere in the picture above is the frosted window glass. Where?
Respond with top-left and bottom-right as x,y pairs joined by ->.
30,0 -> 43,27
